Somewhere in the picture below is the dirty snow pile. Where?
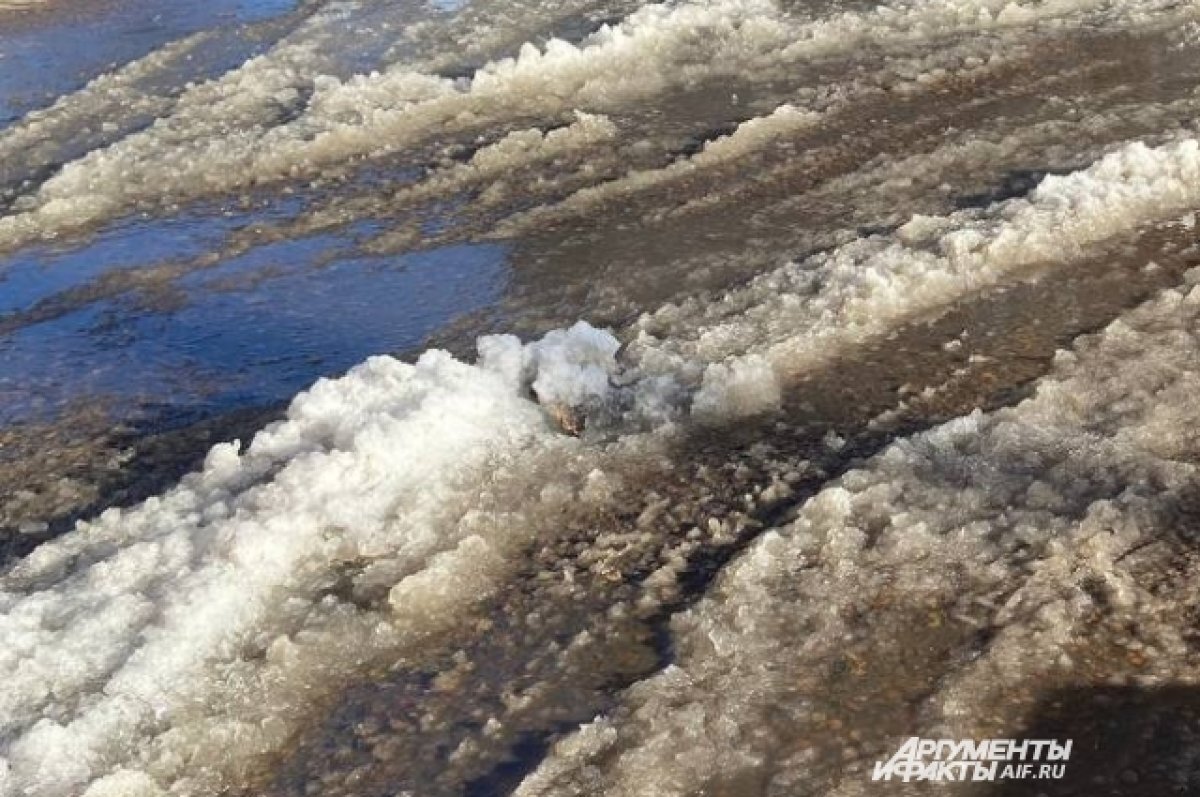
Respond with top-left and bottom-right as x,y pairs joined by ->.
517,273 -> 1200,797
0,324 -> 626,797
0,0 -> 1177,253
630,137 -> 1200,404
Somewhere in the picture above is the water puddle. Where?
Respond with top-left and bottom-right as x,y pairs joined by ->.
0,0 -> 300,125
0,217 -> 507,424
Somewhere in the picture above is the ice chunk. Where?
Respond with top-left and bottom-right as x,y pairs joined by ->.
526,321 -> 621,409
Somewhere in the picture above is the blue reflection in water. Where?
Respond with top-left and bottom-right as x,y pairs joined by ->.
0,230 -> 508,425
0,0 -> 298,125
0,213 -> 242,315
